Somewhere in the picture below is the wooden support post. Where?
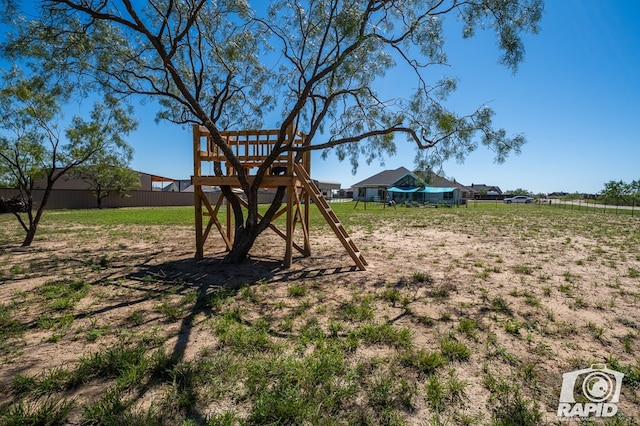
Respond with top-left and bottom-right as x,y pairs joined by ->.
302,188 -> 311,255
284,183 -> 294,267
284,122 -> 295,267
195,193 -> 204,260
302,149 -> 311,254
193,125 -> 204,260
292,187 -> 311,257
210,192 -> 232,251
225,195 -> 233,249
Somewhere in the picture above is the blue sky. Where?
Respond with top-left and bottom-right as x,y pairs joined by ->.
124,0 -> 639,194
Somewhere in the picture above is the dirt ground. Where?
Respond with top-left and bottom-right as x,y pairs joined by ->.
1,206 -> 640,424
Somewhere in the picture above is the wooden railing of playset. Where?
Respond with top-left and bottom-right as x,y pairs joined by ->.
193,125 -> 310,177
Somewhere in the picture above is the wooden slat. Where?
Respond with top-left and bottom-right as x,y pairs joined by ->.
293,163 -> 368,270
235,196 -> 307,255
191,175 -> 301,187
194,125 -> 204,260
293,188 -> 311,256
211,192 -> 232,251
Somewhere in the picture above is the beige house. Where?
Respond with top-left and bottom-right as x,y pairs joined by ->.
16,169 -> 342,210
32,170 -> 168,191
17,170 -> 197,209
316,180 -> 341,200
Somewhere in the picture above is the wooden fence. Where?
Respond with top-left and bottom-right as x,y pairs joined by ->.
0,188 -> 281,210
0,189 -> 209,210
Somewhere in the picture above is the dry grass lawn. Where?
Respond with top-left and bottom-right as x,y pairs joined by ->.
1,203 -> 639,425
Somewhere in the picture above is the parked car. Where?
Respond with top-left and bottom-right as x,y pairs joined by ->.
503,195 -> 534,204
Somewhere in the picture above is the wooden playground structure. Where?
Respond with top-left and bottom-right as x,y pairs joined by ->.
191,124 -> 368,270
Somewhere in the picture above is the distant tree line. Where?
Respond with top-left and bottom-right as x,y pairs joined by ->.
600,180 -> 640,206
504,188 -> 547,199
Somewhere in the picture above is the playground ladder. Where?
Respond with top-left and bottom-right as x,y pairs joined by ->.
294,163 -> 368,271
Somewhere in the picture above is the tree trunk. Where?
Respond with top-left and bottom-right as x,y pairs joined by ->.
223,225 -> 262,264
20,178 -> 54,247
222,186 -> 287,264
22,226 -> 37,247
19,193 -> 37,247
95,188 -> 106,209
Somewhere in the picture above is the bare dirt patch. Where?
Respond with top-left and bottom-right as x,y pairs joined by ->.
1,205 -> 640,424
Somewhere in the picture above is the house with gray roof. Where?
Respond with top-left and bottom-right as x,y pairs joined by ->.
470,183 -> 502,195
351,167 -> 473,205
351,167 -> 413,202
468,183 -> 504,200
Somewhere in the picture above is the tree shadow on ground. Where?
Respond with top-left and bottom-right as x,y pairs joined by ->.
128,256 -> 283,290
127,254 -> 359,356
127,252 -> 360,290
0,247 -> 366,422
120,254 -> 361,422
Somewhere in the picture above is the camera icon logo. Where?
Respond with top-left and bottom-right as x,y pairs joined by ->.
557,364 -> 624,419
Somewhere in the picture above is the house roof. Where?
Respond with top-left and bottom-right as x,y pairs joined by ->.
180,185 -> 218,193
351,167 -> 413,188
420,172 -> 475,193
148,173 -> 177,182
316,180 -> 341,190
353,167 -> 475,193
470,184 -> 502,194
161,179 -> 192,192
427,173 -> 475,192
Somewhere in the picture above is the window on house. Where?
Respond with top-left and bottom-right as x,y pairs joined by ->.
443,191 -> 453,200
395,175 -> 417,188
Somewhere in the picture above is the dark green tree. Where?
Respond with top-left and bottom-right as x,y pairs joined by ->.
601,180 -> 636,206
2,0 -> 543,262
631,179 -> 640,206
69,154 -> 141,208
601,180 -> 623,205
507,188 -> 533,196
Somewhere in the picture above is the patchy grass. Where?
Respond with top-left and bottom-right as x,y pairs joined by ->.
1,202 -> 640,423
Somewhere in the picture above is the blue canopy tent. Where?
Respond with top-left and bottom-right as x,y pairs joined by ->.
388,186 -> 458,204
420,187 -> 457,193
387,186 -> 419,203
387,186 -> 420,193
420,186 -> 457,204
